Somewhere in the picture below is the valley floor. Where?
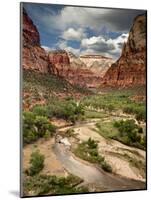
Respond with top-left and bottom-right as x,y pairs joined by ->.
23,112 -> 146,194
22,71 -> 146,195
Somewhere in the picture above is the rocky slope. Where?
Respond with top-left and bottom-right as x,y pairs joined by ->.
103,14 -> 146,87
80,55 -> 114,77
22,8 -> 51,73
48,50 -> 102,88
67,52 -> 87,69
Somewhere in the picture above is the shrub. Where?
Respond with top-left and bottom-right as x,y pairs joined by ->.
114,119 -> 143,145
34,116 -> 56,137
74,138 -> 112,173
123,105 -> 146,121
101,161 -> 112,172
32,100 -> 84,123
114,119 -> 138,137
138,126 -> 143,133
87,138 -> 98,149
65,129 -> 76,137
32,106 -> 48,117
23,111 -> 56,144
123,106 -> 134,114
23,174 -> 88,196
136,109 -> 146,121
140,135 -> 146,148
58,101 -> 84,123
28,150 -> 45,176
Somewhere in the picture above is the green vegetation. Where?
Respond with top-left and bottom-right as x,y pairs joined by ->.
27,150 -> 45,176
74,138 -> 112,172
114,119 -> 142,140
23,70 -> 91,106
24,150 -> 88,195
123,153 -> 145,172
123,105 -> 146,121
65,129 -> 77,138
95,121 -> 119,139
81,90 -> 146,121
84,110 -> 109,119
23,174 -> 88,196
32,99 -> 84,123
96,119 -> 146,149
23,111 -> 56,144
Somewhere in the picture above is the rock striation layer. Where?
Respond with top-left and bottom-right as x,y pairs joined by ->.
48,50 -> 101,88
80,55 -> 114,77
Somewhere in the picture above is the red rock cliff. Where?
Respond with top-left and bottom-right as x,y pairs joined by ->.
22,8 -> 50,73
103,14 -> 146,87
48,50 -> 102,88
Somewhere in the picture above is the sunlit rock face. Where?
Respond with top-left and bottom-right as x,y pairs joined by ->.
48,50 -> 103,88
103,14 -> 146,87
80,55 -> 114,77
22,8 -> 51,73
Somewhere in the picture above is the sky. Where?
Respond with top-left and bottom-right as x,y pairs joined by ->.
23,3 -> 145,60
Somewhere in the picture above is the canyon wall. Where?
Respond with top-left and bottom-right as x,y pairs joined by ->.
22,8 -> 51,73
103,14 -> 146,87
48,50 -> 101,88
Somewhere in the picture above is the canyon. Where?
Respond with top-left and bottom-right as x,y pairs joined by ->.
22,7 -> 146,196
48,50 -> 107,88
22,9 -> 146,89
22,8 -> 113,88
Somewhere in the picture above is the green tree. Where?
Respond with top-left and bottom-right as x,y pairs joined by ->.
23,112 -> 56,144
29,150 -> 45,176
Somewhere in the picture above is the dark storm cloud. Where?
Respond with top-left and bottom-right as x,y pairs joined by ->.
23,4 -> 146,33
103,9 -> 146,31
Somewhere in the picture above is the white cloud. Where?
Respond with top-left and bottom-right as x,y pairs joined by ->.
65,46 -> 80,56
43,32 -> 128,58
57,40 -> 80,56
56,32 -> 128,58
81,36 -> 115,51
57,40 -> 67,49
41,45 -> 52,52
24,4 -> 143,59
81,33 -> 128,59
62,28 -> 86,41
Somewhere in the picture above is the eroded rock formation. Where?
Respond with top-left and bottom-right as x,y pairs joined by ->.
48,50 -> 102,88
22,8 -> 50,73
80,55 -> 114,77
103,14 -> 146,87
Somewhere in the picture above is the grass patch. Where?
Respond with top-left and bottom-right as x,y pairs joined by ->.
84,110 -> 109,119
74,138 -> 112,172
81,89 -> 146,121
96,120 -> 146,150
95,121 -> 119,139
23,174 -> 88,196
